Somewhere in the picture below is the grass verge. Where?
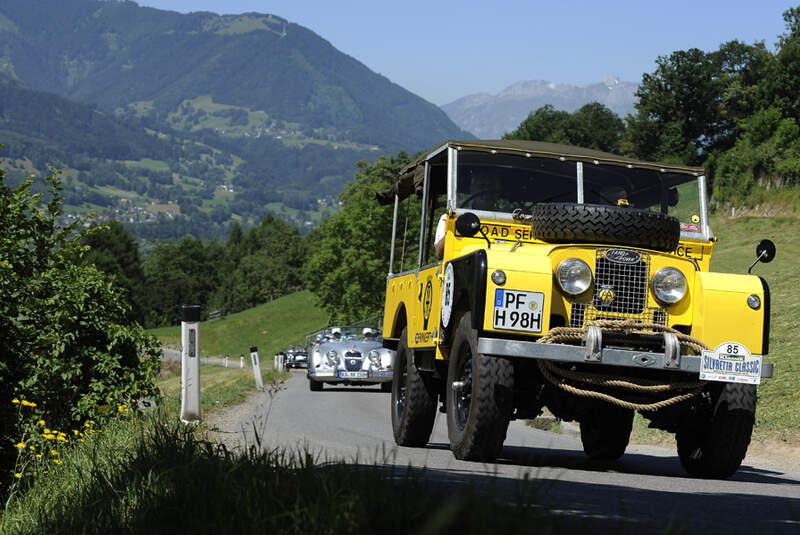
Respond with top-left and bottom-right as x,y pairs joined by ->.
0,409 -> 567,534
154,360 -> 288,416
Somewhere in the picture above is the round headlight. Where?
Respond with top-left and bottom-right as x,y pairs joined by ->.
368,349 -> 380,366
326,350 -> 338,365
652,267 -> 687,304
556,258 -> 592,295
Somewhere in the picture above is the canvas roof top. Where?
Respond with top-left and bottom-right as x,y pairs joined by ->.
376,139 -> 705,205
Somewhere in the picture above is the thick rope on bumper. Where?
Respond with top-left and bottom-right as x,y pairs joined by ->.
536,319 -> 709,411
539,319 -> 709,355
537,360 -> 702,411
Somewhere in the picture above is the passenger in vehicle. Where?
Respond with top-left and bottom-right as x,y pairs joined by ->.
435,169 -> 499,259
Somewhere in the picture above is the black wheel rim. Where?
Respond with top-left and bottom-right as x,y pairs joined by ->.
454,343 -> 473,430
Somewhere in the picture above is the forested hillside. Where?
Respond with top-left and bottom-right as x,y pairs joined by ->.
0,0 -> 467,150
0,0 -> 469,240
0,73 -> 373,240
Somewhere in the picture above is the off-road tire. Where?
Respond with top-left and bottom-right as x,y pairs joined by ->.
530,203 -> 680,252
677,383 -> 756,479
447,312 -> 514,461
392,327 -> 437,446
308,379 -> 323,392
579,405 -> 634,460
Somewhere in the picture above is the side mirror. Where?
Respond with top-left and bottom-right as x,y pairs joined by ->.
748,239 -> 776,274
455,212 -> 491,249
455,212 -> 481,237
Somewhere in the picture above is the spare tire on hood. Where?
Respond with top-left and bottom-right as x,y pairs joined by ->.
530,203 -> 680,252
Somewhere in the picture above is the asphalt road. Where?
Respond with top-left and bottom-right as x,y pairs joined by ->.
211,369 -> 800,534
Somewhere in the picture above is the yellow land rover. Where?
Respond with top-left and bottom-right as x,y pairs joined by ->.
378,140 -> 775,479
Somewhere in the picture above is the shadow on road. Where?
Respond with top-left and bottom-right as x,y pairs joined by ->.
421,441 -> 798,486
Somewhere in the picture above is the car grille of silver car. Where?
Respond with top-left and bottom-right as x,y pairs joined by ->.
570,248 -> 667,329
344,351 -> 363,371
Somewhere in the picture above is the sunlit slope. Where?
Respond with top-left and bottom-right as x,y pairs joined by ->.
708,215 -> 799,437
148,290 -> 328,361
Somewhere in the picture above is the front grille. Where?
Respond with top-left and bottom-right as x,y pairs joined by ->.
344,351 -> 363,371
569,248 -> 667,329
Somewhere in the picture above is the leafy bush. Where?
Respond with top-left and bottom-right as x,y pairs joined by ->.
0,166 -> 161,493
710,108 -> 800,202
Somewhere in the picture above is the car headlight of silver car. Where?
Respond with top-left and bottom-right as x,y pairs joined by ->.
368,349 -> 381,366
651,267 -> 687,304
556,258 -> 592,296
325,350 -> 338,366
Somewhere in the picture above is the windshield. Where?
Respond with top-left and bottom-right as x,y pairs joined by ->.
454,150 -> 703,233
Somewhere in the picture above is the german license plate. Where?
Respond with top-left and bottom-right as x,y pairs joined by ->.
339,371 -> 367,379
493,289 -> 544,333
700,342 -> 761,385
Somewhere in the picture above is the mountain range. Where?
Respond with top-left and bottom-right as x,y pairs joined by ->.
0,0 -> 639,242
442,75 -> 639,139
0,0 -> 469,240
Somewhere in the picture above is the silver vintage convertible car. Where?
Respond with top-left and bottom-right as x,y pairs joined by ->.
307,326 -> 394,391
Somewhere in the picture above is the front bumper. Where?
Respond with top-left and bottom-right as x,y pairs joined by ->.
478,332 -> 774,378
308,369 -> 393,383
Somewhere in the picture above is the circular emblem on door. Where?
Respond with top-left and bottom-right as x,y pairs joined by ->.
441,263 -> 455,328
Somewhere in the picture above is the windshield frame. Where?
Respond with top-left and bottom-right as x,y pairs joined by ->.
445,146 -> 712,242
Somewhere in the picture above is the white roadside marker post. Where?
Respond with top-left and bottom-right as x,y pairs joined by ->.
250,345 -> 264,390
240,355 -> 244,368
180,304 -> 201,423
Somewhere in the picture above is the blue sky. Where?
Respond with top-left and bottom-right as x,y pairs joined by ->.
136,0 -> 795,105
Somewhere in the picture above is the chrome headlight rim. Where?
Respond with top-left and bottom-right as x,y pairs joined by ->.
651,267 -> 687,305
368,349 -> 381,366
556,258 -> 593,296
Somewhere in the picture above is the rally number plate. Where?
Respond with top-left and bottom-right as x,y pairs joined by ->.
493,289 -> 544,333
700,342 -> 761,385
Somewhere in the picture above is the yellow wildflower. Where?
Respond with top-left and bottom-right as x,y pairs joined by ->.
37,420 -> 45,426
29,445 -> 34,450
88,420 -> 95,425
14,473 -> 21,479
11,399 -> 19,404
15,442 -> 26,449
21,400 -> 36,407
44,428 -> 51,434
42,434 -> 55,440
53,459 -> 61,465
84,423 -> 91,428
73,430 -> 79,436
35,454 -> 43,459
56,436 -> 67,442
50,450 -> 58,456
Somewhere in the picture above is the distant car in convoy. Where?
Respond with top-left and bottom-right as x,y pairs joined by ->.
307,326 -> 394,392
284,345 -> 308,369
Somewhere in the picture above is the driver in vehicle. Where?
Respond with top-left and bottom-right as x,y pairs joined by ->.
362,327 -> 376,340
435,168 -> 499,259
